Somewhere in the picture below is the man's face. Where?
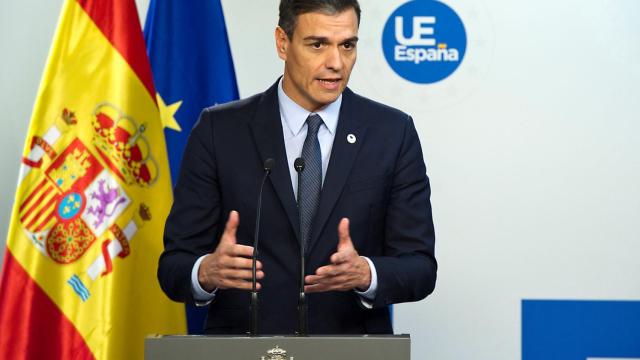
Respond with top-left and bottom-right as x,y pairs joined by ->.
276,9 -> 359,112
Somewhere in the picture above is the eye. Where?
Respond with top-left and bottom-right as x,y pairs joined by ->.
343,41 -> 356,50
311,42 -> 322,49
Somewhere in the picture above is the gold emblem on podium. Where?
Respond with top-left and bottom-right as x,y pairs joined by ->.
260,345 -> 294,360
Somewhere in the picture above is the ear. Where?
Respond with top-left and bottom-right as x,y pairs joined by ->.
275,26 -> 289,61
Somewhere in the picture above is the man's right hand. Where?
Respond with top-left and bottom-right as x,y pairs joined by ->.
197,210 -> 264,292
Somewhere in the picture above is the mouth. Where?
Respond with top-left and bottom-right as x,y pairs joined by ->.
317,78 -> 342,90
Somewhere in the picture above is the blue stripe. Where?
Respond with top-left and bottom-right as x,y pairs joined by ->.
67,278 -> 88,301
67,275 -> 90,301
73,276 -> 91,300
67,280 -> 87,301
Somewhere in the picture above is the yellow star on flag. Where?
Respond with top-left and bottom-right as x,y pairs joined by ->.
156,93 -> 183,132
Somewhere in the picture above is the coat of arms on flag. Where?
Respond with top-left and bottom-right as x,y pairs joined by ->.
18,103 -> 156,300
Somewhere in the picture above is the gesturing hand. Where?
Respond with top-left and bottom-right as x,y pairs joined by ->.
304,218 -> 371,293
197,211 -> 264,292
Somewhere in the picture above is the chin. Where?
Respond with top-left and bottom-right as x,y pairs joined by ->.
317,92 -> 341,104
314,98 -> 336,109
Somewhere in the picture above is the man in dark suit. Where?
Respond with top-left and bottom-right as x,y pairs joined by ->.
158,0 -> 437,334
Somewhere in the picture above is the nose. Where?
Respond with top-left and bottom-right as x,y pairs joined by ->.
324,46 -> 343,71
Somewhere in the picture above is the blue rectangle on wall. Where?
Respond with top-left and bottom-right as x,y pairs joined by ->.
522,300 -> 640,360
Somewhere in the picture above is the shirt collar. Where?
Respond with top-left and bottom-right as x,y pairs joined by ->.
277,77 -> 341,137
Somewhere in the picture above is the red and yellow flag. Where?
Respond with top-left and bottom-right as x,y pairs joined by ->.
0,1 -> 186,359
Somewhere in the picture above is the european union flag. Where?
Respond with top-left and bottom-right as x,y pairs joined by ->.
144,0 -> 239,184
144,0 -> 239,334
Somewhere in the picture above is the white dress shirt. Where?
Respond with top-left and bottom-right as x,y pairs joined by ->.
190,78 -> 378,307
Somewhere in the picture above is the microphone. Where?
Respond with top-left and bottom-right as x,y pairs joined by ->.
250,157 -> 274,336
293,157 -> 308,336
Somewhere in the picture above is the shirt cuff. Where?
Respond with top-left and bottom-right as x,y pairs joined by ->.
191,254 -> 217,306
354,256 -> 378,309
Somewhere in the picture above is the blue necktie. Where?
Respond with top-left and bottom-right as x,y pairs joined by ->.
299,114 -> 323,248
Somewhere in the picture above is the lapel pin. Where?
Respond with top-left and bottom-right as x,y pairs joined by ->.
347,134 -> 356,144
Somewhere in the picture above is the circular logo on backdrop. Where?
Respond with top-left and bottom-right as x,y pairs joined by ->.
382,0 -> 467,84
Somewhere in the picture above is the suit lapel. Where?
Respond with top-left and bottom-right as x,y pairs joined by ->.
307,88 -> 368,254
249,81 -> 300,241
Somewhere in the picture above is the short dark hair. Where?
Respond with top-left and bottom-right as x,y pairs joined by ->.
278,0 -> 361,39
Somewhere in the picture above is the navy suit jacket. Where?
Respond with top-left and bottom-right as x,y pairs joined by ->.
158,80 -> 437,334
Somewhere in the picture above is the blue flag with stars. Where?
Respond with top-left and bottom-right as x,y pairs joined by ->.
144,0 -> 239,183
144,0 -> 239,333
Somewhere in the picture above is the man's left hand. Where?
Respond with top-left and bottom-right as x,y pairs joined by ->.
305,218 -> 371,293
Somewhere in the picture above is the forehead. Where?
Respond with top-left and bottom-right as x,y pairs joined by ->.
293,9 -> 359,39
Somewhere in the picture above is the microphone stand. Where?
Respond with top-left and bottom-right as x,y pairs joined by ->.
294,158 -> 308,336
250,158 -> 274,336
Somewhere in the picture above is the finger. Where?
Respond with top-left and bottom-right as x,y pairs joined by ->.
314,264 -> 343,277
305,279 -> 349,293
312,259 -> 354,278
330,250 -> 353,264
227,244 -> 255,258
305,274 -> 327,285
234,257 -> 263,271
305,274 -> 355,290
220,210 -> 240,245
304,283 -> 328,293
306,273 -> 342,285
221,256 -> 254,270
307,272 -> 350,285
227,256 -> 262,270
222,269 -> 265,281
337,218 -> 353,251
223,279 -> 261,291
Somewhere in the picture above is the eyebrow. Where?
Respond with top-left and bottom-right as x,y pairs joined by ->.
303,36 -> 359,43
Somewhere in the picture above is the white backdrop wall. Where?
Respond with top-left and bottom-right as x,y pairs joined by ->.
1,1 -> 639,359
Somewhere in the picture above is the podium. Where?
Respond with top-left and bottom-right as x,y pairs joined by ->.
145,334 -> 410,359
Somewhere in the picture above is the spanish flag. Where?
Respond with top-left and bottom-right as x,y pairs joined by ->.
0,1 -> 186,359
